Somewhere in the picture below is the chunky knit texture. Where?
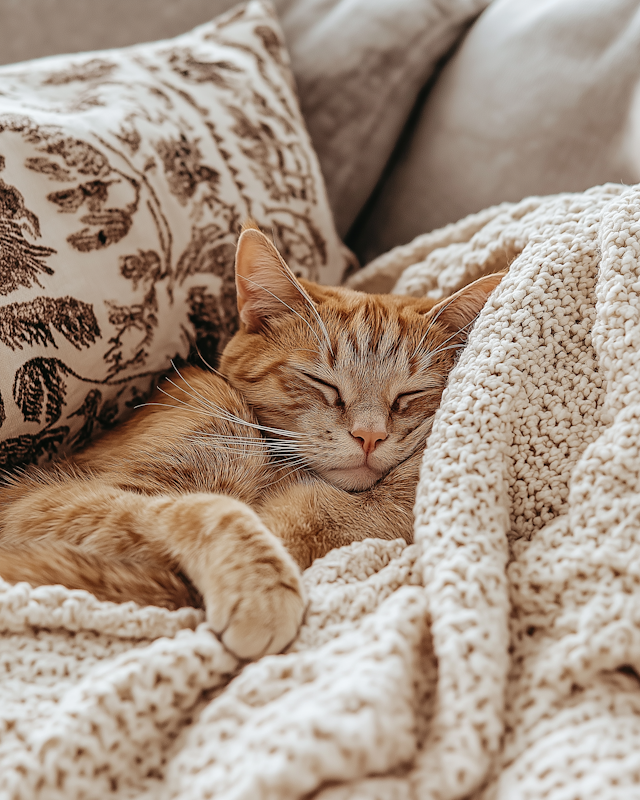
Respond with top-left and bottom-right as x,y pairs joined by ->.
4,182 -> 640,798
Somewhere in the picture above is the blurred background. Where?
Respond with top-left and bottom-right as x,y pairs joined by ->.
2,0 -> 640,266
0,0 -> 245,64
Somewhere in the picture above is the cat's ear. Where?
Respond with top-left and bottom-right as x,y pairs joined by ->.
427,271 -> 505,332
235,224 -> 308,332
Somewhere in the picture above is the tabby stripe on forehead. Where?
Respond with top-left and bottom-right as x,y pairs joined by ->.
367,304 -> 390,352
343,324 -> 361,358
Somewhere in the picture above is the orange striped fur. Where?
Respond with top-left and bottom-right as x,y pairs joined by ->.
0,224 -> 503,659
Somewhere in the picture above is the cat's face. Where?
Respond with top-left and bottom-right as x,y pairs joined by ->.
220,225 -> 502,491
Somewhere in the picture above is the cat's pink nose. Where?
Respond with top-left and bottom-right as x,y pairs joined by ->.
351,428 -> 387,456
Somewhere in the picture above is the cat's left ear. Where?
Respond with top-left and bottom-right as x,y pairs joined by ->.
426,271 -> 506,332
234,223 -> 310,332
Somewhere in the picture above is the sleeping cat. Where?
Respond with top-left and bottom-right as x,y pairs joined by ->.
0,223 -> 503,659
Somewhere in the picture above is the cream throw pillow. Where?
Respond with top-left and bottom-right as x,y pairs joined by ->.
0,0 -> 349,468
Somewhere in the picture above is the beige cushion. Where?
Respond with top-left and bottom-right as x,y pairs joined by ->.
0,0 -> 348,467
0,0 -> 492,237
354,0 -> 640,263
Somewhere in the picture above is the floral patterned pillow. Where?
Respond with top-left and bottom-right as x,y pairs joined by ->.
0,0 -> 351,468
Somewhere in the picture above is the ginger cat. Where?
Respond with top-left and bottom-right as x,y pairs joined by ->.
0,224 -> 503,659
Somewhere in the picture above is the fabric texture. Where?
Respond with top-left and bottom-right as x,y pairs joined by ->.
4,181 -> 640,798
352,0 -> 640,263
0,539 -> 433,800
0,0 -> 349,468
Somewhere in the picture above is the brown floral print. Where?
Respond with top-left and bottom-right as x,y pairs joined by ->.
0,1 -> 350,468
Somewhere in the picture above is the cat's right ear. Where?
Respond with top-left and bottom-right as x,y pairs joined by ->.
235,224 -> 308,333
426,271 -> 506,333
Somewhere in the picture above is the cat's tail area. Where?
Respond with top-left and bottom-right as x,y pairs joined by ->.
0,541 -> 201,609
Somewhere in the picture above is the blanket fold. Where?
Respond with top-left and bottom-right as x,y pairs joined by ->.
4,182 -> 640,799
403,183 -> 640,799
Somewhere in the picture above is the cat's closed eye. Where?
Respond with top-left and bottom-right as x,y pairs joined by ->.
300,372 -> 344,407
392,389 -> 428,411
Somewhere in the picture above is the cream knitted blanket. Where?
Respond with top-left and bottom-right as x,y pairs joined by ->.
3,182 -> 640,799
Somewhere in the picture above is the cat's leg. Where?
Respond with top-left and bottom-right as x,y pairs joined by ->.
145,491 -> 305,658
0,478 -> 304,659
0,541 -> 198,609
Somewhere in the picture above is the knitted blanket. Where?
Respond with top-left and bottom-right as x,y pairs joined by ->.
3,182 -> 640,799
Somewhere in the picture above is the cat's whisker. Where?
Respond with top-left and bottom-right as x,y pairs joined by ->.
426,343 -> 467,358
155,386 -> 245,427
214,409 -> 309,441
184,434 -> 313,456
183,434 -> 312,475
269,454 -> 312,470
169,362 -> 311,441
157,385 -> 211,414
162,380 -> 244,426
134,399 -> 278,442
264,451 -> 313,471
259,461 -> 312,489
426,318 -> 478,358
267,466 -> 310,483
200,442 -> 315,456
194,345 -> 225,378
411,307 -> 450,358
191,440 -> 311,457
158,380 -> 225,414
237,275 -> 327,355
136,402 -> 317,456
165,370 -> 231,415
189,443 -> 253,454
188,434 -> 267,447
267,443 -> 316,452
134,398 -> 311,457
186,430 -> 289,443
268,451 -> 317,461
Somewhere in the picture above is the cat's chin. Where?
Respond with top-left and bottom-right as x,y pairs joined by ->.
321,465 -> 382,492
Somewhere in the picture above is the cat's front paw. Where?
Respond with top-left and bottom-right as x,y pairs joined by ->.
195,500 -> 306,660
208,570 -> 304,661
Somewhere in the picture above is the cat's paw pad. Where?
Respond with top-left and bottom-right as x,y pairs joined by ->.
201,519 -> 306,659
210,573 -> 305,660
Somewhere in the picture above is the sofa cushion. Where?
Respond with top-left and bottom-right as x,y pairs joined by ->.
0,0 -> 493,238
282,0 -> 493,236
353,0 -> 640,262
0,0 -> 348,468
